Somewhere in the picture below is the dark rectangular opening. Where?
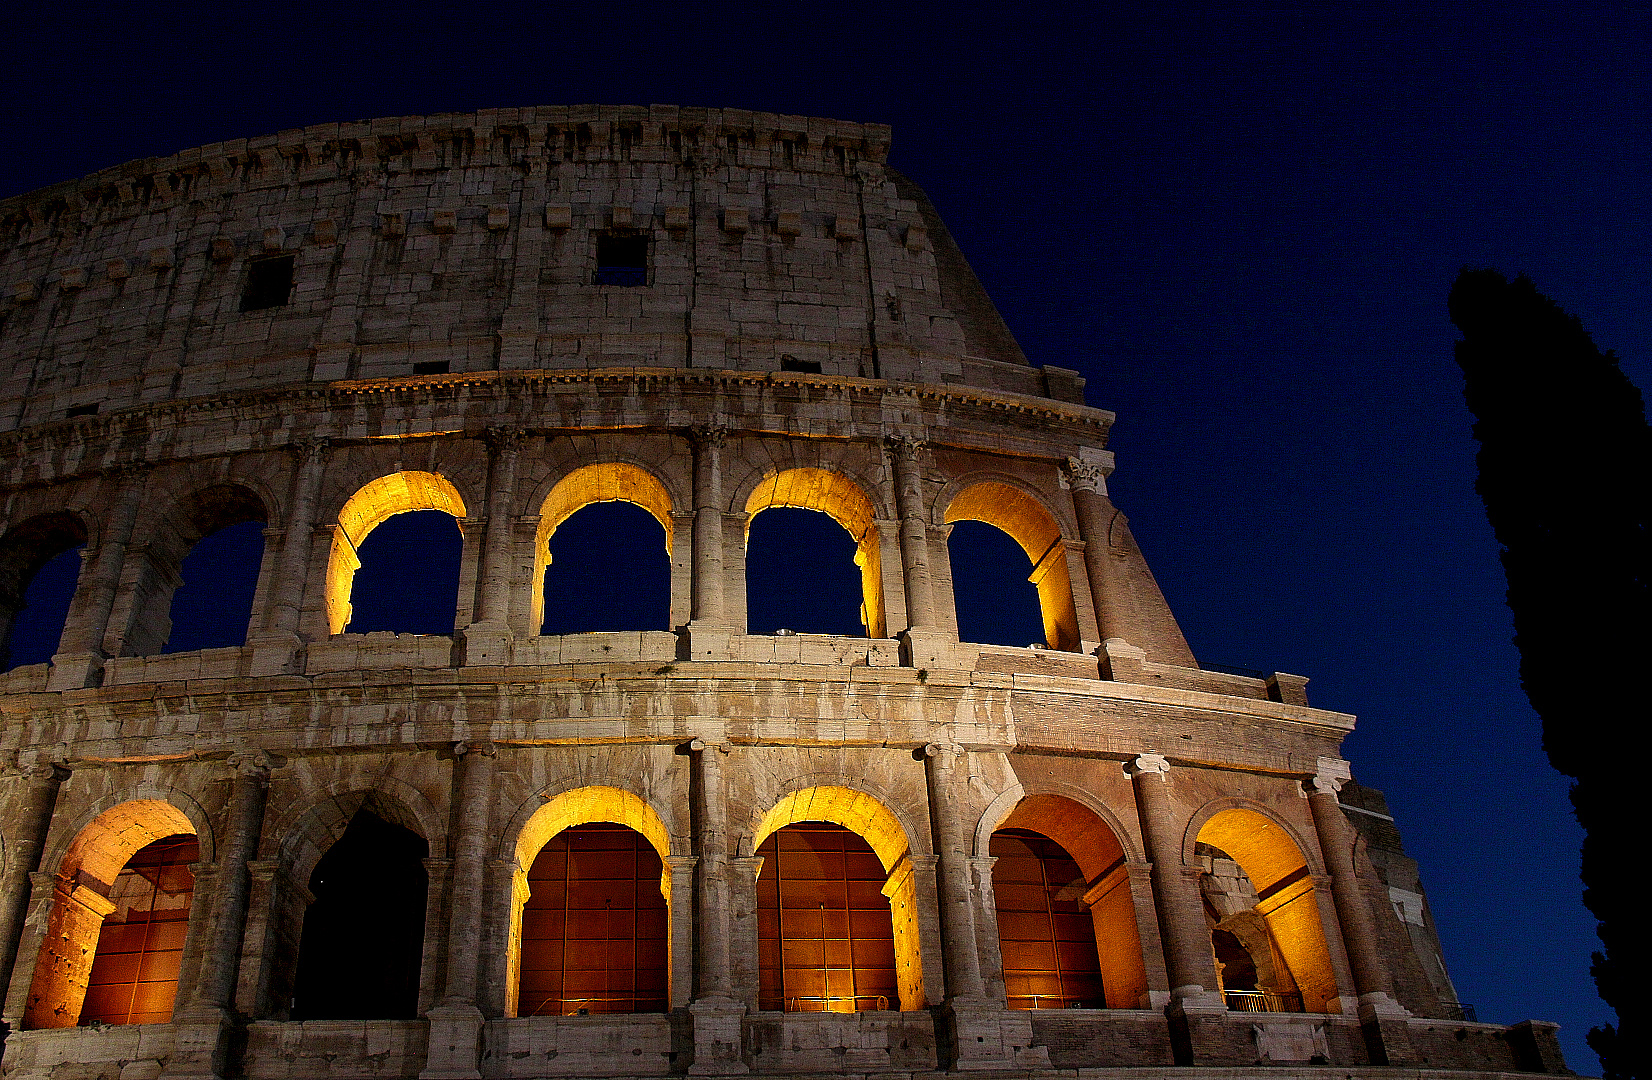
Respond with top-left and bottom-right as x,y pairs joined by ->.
595,234 -> 648,286
66,404 -> 99,418
411,360 -> 450,375
240,255 -> 295,312
781,356 -> 823,374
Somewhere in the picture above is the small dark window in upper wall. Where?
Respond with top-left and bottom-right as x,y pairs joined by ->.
66,404 -> 99,418
780,356 -> 822,374
411,360 -> 450,375
595,234 -> 648,286
240,256 -> 295,312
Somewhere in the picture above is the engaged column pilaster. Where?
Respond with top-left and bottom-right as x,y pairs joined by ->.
49,468 -> 145,689
462,427 -> 524,665
249,438 -> 329,676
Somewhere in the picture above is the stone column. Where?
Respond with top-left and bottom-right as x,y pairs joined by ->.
164,752 -> 278,1080
921,745 -> 1048,1072
1065,456 -> 1128,646
684,424 -> 736,662
1306,758 -> 1414,1064
422,740 -> 497,1080
665,855 -> 699,1010
1128,752 -> 1226,1066
0,762 -> 67,1021
249,439 -> 329,675
887,436 -> 934,628
921,743 -> 984,1001
966,855 -> 1007,1005
49,469 -> 144,689
462,428 -> 523,666
687,739 -> 745,1074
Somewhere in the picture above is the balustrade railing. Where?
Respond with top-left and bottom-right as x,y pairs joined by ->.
783,995 -> 890,1013
1222,989 -> 1303,1013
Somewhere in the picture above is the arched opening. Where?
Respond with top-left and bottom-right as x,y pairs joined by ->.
520,824 -> 668,1015
326,472 -> 467,635
510,786 -> 675,1017
122,485 -> 267,656
1195,807 -> 1338,1013
753,786 -> 923,1011
756,823 -> 897,1013
291,809 -> 428,1020
541,504 -> 670,634
25,799 -> 199,1030
743,469 -> 885,638
79,835 -> 198,1026
947,521 -> 1044,647
988,794 -> 1146,1009
533,463 -> 674,635
944,482 -> 1078,650
0,513 -> 88,670
165,519 -> 266,652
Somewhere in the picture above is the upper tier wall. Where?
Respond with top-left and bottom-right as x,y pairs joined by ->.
0,106 -> 1081,433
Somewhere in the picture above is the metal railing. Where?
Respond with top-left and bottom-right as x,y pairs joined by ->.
1223,989 -> 1303,1013
1442,1002 -> 1479,1023
526,995 -> 668,1016
1006,994 -> 1106,1010
783,995 -> 890,1013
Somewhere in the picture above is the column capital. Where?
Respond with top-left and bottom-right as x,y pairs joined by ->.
17,760 -> 70,784
1127,751 -> 1170,776
1307,756 -> 1351,795
484,425 -> 525,453
454,739 -> 498,759
689,422 -> 728,448
922,741 -> 964,768
227,749 -> 284,779
1064,456 -> 1112,495
289,436 -> 330,466
885,432 -> 926,458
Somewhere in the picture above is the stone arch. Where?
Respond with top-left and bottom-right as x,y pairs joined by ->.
324,471 -> 467,634
275,781 -> 444,886
120,482 -> 271,656
974,781 -> 1142,866
24,798 -> 202,1029
751,784 -> 926,1011
530,462 -> 676,633
506,786 -> 676,1018
0,511 -> 90,669
941,477 -> 1079,650
1186,800 -> 1339,1013
740,467 -> 887,638
982,791 -> 1146,1009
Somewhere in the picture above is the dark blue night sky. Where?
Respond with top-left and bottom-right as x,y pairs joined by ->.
5,2 -> 1648,1070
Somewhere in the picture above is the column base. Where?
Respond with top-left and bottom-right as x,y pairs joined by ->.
420,1003 -> 484,1080
684,623 -> 736,663
157,1004 -> 235,1080
937,998 -> 1051,1072
457,624 -> 513,667
1165,990 -> 1234,1067
898,629 -> 967,671
1357,992 -> 1417,1066
46,651 -> 104,690
245,632 -> 305,677
686,996 -> 748,1075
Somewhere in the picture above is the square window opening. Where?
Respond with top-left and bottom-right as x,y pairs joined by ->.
411,360 -> 450,375
240,256 -> 295,312
596,234 -> 649,287
66,403 -> 100,418
780,356 -> 823,374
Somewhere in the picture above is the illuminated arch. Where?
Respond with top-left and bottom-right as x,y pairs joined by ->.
986,793 -> 1146,1008
1191,803 -> 1339,1013
943,480 -> 1079,650
753,785 -> 925,1010
25,799 -> 199,1029
743,468 -> 886,638
531,463 -> 675,633
507,786 -> 675,1017
325,471 -> 467,634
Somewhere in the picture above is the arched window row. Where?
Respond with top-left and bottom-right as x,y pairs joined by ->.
10,785 -> 1357,1031
1,445 -> 1115,679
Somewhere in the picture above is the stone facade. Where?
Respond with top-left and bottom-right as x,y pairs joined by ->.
0,107 -> 1563,1079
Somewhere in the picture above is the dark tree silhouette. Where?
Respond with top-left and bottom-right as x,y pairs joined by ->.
1448,270 -> 1650,1080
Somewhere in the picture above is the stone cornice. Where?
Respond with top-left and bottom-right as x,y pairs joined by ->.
0,106 -> 893,232
0,368 -> 1113,491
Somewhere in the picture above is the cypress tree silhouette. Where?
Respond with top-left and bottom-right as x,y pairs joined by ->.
1448,270 -> 1650,1079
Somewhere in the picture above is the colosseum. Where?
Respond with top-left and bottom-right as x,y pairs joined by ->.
0,106 -> 1563,1080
